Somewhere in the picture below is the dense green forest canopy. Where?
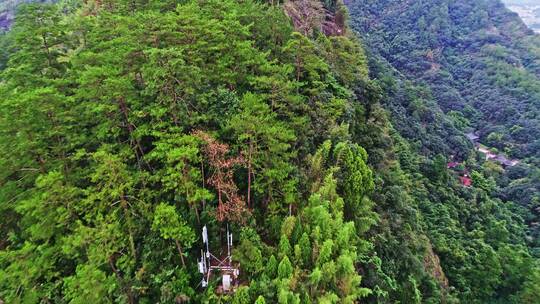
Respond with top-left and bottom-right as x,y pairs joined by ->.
349,0 -> 540,159
0,0 -> 539,303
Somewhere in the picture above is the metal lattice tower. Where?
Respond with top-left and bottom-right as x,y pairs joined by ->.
198,225 -> 240,293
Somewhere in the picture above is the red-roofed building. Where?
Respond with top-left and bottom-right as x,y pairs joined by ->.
460,175 -> 472,187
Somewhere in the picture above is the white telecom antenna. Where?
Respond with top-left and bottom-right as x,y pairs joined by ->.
198,224 -> 240,294
202,225 -> 209,253
226,224 -> 232,259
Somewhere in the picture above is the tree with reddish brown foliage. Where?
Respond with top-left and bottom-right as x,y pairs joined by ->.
193,130 -> 248,223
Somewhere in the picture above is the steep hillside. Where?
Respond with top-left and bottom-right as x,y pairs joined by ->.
348,0 -> 540,252
348,0 -> 540,158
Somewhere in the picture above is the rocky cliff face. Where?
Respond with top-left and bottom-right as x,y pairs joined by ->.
0,1 -> 15,31
0,0 -> 53,31
0,14 -> 10,30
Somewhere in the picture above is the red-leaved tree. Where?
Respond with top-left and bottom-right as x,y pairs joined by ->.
193,130 -> 248,223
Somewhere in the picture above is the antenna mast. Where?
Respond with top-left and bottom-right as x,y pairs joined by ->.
198,225 -> 240,293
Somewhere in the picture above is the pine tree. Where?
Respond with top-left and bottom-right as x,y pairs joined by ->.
227,93 -> 296,210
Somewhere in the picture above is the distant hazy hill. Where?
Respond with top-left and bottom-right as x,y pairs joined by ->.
503,0 -> 540,32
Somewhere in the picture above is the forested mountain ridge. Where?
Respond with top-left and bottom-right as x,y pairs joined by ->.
347,0 -> 540,261
348,0 -> 540,159
0,0 -> 539,303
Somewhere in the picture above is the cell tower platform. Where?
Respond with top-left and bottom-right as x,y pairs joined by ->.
198,225 -> 240,294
